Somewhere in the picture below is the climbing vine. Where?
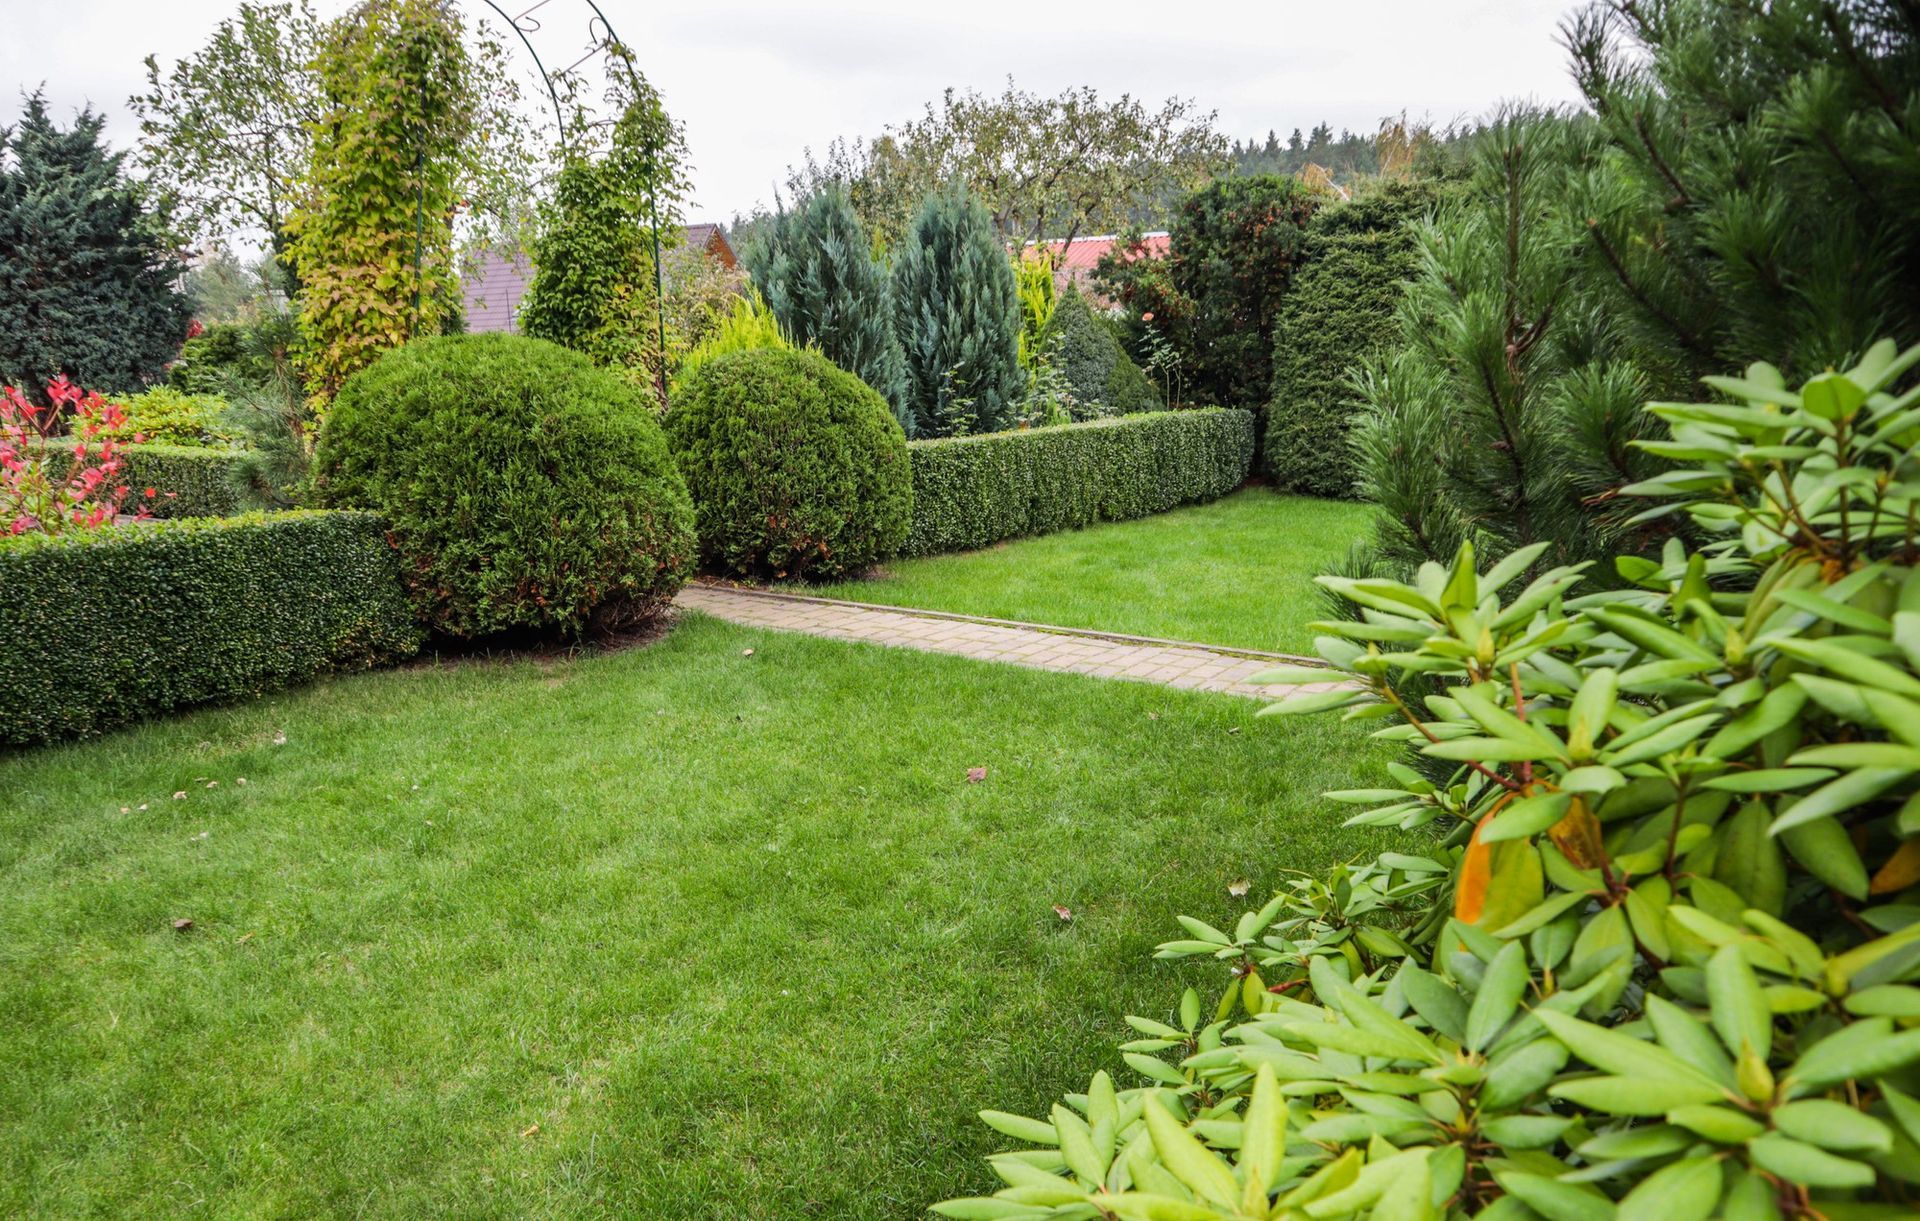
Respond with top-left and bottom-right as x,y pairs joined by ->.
519,67 -> 689,406
286,0 -> 473,407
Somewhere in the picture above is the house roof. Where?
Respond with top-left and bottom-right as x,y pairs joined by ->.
1032,231 -> 1171,274
460,223 -> 734,333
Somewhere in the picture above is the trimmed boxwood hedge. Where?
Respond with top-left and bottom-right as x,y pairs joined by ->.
37,440 -> 248,518
0,511 -> 422,746
903,408 -> 1254,556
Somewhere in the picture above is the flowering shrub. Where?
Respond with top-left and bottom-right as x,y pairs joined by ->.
1,379 -> 148,535
942,341 -> 1920,1217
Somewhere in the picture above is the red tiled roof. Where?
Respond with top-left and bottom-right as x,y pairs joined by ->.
1033,231 -> 1170,273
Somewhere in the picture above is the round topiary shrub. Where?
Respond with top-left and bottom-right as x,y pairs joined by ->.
665,347 -> 911,579
313,333 -> 696,638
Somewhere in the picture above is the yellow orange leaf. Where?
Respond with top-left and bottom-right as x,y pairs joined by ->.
1872,839 -> 1920,896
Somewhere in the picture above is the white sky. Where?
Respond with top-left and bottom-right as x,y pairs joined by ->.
4,0 -> 1584,234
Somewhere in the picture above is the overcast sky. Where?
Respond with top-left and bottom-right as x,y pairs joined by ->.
4,0 -> 1584,237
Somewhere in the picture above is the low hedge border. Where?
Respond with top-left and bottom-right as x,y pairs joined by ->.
903,407 -> 1255,556
0,511 -> 423,746
37,440 -> 249,519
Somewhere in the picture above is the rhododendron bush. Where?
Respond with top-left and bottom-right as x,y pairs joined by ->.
1,379 -> 150,535
941,341 -> 1920,1218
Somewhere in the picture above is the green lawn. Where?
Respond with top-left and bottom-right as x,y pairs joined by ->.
0,613 -> 1391,1217
822,490 -> 1373,653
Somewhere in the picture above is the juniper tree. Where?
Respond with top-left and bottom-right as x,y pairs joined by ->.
891,187 -> 1025,437
743,186 -> 907,426
0,93 -> 191,404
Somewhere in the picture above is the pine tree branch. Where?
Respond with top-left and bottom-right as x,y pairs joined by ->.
1820,2 -> 1907,123
1583,219 -> 1721,365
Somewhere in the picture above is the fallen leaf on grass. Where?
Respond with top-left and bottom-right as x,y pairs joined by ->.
172,791 -> 187,801
1147,712 -> 1160,721
521,1123 -> 540,1138
235,778 -> 247,786
272,732 -> 287,746
966,767 -> 988,783
205,780 -> 218,789
1052,905 -> 1073,921
1228,879 -> 1250,897
236,932 -> 254,945
742,648 -> 755,657
1227,727 -> 1241,735
171,918 -> 193,932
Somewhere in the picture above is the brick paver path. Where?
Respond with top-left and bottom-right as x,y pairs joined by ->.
674,583 -> 1349,700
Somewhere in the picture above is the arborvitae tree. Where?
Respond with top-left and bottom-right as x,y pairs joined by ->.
0,93 -> 191,402
1266,179 -> 1447,499
891,187 -> 1025,437
1352,0 -> 1920,573
1041,287 -> 1160,419
742,186 -> 906,426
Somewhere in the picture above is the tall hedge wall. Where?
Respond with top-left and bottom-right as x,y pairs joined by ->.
0,511 -> 421,746
38,440 -> 248,518
904,408 -> 1254,556
1264,179 -> 1445,498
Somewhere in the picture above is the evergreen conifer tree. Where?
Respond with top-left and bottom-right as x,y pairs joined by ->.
0,93 -> 191,403
1354,0 -> 1920,573
1042,287 -> 1160,419
743,186 -> 907,427
891,187 -> 1025,437
1267,178 -> 1449,499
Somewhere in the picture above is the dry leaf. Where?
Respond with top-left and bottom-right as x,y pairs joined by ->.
1052,905 -> 1073,921
171,918 -> 193,932
1873,838 -> 1920,895
742,648 -> 755,657
1227,878 -> 1250,897
1147,712 -> 1160,721
137,803 -> 148,811
119,806 -> 130,814
966,767 -> 988,783
235,778 -> 247,786
206,780 -> 218,789
1227,727 -> 1241,735
272,732 -> 287,746
236,932 -> 254,945
172,791 -> 187,801
520,1123 -> 540,1138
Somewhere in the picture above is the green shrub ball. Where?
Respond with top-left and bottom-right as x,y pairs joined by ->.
314,334 -> 697,638
666,348 -> 912,579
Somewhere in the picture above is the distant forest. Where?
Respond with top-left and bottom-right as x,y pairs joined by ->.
1229,120 -> 1474,185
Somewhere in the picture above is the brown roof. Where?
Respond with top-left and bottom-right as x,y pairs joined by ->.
460,223 -> 735,334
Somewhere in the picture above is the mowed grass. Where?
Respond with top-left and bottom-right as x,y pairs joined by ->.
821,490 -> 1374,653
0,613 -> 1394,1218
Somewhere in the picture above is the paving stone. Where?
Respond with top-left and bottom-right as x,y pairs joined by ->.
673,586 -> 1349,701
